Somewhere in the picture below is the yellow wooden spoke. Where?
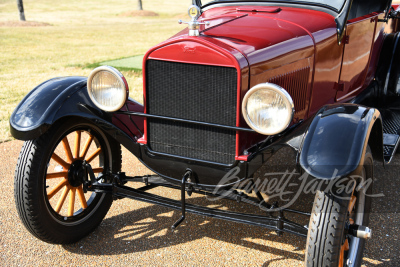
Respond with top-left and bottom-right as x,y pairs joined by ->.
47,179 -> 68,200
73,131 -> 81,159
92,167 -> 104,173
51,153 -> 70,170
348,195 -> 357,214
79,134 -> 93,159
55,186 -> 70,213
68,187 -> 76,217
339,239 -> 349,267
77,185 -> 88,209
86,147 -> 102,164
46,172 -> 68,179
61,137 -> 74,163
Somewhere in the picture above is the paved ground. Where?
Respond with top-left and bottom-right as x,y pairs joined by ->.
0,140 -> 399,266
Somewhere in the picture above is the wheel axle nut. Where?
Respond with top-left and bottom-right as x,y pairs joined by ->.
348,224 -> 372,239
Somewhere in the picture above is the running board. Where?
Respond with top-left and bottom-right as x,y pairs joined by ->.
383,133 -> 400,163
380,108 -> 400,163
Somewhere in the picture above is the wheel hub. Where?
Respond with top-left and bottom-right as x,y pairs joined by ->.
68,160 -> 85,187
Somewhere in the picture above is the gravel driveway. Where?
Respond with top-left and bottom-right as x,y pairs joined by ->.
0,140 -> 398,266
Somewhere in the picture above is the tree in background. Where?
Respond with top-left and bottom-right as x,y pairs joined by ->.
17,0 -> 26,21
137,0 -> 143,10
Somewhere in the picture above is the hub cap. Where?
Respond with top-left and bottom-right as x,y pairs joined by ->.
68,160 -> 85,187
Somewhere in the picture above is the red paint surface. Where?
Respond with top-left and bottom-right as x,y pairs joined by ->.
336,14 -> 378,101
112,98 -> 144,140
149,41 -> 235,67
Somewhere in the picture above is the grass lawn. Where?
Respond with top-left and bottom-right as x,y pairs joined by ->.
0,0 -> 187,142
93,55 -> 145,71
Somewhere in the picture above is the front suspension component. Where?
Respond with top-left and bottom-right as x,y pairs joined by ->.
171,170 -> 192,231
85,170 -> 310,237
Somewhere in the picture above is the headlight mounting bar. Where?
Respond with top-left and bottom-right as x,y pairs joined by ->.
114,111 -> 256,133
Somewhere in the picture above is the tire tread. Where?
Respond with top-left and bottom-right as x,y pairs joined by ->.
306,190 -> 348,267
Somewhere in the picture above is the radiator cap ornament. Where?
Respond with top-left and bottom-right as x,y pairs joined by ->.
188,5 -> 200,19
178,5 -> 209,37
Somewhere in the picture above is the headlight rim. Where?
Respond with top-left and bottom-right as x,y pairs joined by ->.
87,65 -> 129,112
242,82 -> 294,136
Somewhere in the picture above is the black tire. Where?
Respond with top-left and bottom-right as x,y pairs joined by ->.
14,119 -> 121,244
305,147 -> 373,267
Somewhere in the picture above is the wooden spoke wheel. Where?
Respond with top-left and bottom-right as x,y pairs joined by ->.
305,147 -> 373,267
14,120 -> 121,244
46,129 -> 105,220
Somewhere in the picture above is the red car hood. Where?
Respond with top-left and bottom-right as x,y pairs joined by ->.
198,5 -> 336,67
149,5 -> 337,73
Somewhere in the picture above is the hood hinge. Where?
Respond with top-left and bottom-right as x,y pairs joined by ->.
334,82 -> 345,92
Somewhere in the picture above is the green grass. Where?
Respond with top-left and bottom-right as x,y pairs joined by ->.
88,55 -> 145,71
0,0 -> 188,142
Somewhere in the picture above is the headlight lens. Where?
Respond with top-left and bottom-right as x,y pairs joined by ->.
242,83 -> 294,135
87,66 -> 129,112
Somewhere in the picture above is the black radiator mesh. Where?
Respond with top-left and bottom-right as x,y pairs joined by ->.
146,60 -> 237,164
148,118 -> 236,164
146,60 -> 237,125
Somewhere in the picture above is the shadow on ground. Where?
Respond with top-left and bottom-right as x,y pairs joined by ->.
63,195 -> 308,265
62,147 -> 400,266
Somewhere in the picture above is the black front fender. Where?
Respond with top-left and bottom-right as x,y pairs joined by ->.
10,77 -> 144,156
10,77 -> 87,139
299,104 -> 383,180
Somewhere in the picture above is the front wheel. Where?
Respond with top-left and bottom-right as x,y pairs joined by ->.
14,119 -> 121,244
305,147 -> 373,267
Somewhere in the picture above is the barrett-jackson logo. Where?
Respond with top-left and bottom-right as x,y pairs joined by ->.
183,46 -> 196,53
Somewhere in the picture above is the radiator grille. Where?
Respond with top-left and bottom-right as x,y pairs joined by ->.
268,67 -> 310,114
146,60 -> 237,164
148,119 -> 236,164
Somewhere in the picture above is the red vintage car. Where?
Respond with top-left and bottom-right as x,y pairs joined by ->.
10,0 -> 400,266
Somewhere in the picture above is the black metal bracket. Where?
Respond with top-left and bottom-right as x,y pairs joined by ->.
81,160 -> 96,193
171,170 -> 192,231
379,7 -> 400,22
114,110 -> 255,133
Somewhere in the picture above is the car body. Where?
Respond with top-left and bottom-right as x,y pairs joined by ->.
10,0 -> 400,266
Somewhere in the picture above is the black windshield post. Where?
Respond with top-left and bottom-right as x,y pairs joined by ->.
335,0 -> 354,45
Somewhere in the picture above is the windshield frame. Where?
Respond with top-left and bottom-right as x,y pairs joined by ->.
198,0 -> 347,13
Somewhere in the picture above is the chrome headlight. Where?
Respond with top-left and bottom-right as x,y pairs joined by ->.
242,83 -> 294,135
87,66 -> 129,112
